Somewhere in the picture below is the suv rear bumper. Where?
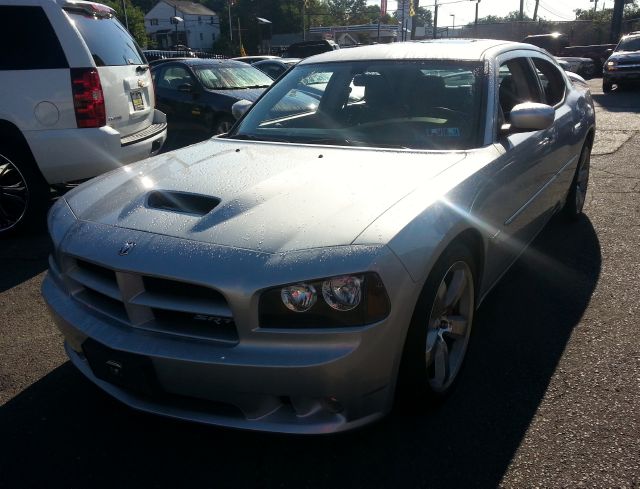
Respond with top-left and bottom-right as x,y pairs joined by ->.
25,109 -> 168,184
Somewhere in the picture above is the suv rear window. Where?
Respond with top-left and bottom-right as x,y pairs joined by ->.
0,6 -> 68,70
67,12 -> 145,66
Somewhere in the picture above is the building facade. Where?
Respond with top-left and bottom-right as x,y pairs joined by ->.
144,1 -> 220,50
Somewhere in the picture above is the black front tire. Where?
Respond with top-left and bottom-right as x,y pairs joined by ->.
396,242 -> 477,409
0,146 -> 49,237
563,142 -> 591,220
602,79 -> 613,93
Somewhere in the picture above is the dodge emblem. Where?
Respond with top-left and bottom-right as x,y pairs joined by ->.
119,241 -> 136,256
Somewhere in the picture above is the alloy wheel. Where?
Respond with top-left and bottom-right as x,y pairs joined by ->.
425,261 -> 474,393
0,154 -> 29,233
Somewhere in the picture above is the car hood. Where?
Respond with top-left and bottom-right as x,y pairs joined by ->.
610,51 -> 640,61
206,87 -> 266,102
64,139 -> 466,253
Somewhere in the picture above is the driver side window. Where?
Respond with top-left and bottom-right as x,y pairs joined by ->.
497,58 -> 542,127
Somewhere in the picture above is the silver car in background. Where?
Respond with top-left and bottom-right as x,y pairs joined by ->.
43,40 -> 595,434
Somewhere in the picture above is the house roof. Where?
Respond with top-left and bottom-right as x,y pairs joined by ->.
164,0 -> 216,16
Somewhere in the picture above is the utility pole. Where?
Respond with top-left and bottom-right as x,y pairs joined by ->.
519,0 -> 524,21
400,0 -> 405,41
121,0 -> 129,31
228,0 -> 233,41
592,0 -> 599,16
533,0 -> 539,21
432,0 -> 438,39
302,0 -> 306,41
610,0 -> 624,43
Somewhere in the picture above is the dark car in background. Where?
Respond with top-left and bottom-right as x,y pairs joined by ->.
286,40 -> 339,58
253,58 -> 300,79
152,58 -> 272,135
603,32 -> 640,92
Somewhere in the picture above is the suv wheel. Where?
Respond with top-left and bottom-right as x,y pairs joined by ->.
603,79 -> 613,93
0,148 -> 48,236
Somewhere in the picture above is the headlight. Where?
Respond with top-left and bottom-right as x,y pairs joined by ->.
606,60 -> 617,70
259,272 -> 390,328
322,275 -> 362,311
281,283 -> 317,312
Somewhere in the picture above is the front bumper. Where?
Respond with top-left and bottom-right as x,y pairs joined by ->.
25,109 -> 167,184
41,223 -> 416,434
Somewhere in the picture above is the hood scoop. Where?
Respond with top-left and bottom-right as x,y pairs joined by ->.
146,190 -> 220,216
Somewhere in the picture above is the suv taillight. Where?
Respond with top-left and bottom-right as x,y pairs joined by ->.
71,68 -> 106,128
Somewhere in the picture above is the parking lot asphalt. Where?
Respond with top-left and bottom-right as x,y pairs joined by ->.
0,78 -> 639,489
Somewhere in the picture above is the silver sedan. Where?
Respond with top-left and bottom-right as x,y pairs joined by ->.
43,40 -> 595,434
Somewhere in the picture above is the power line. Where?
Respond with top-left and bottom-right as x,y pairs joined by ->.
537,0 -> 574,20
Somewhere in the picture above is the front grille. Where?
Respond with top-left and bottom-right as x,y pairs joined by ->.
64,257 -> 237,343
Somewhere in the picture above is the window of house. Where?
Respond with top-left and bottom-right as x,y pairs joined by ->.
150,18 -> 158,25
200,33 -> 203,41
198,16 -> 202,23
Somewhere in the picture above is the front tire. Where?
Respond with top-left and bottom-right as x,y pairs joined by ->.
397,243 -> 477,406
563,142 -> 591,220
603,79 -> 613,93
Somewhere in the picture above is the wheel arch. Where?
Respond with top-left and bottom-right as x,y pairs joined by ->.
0,119 -> 46,182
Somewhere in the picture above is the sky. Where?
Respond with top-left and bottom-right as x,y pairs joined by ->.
373,0 -> 605,26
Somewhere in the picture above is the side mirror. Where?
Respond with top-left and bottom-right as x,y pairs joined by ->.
231,99 -> 253,120
178,83 -> 192,93
504,102 -> 555,133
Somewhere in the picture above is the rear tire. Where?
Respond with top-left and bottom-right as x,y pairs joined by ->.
563,141 -> 591,220
397,243 -> 477,409
0,146 -> 49,237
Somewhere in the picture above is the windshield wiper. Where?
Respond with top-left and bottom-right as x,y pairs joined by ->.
209,85 -> 271,90
229,133 -> 292,143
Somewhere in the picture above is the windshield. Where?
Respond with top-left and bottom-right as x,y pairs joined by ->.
230,60 -> 485,150
616,37 -> 640,52
193,65 -> 273,89
67,12 -> 145,66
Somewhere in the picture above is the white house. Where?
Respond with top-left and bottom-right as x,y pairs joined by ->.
145,1 -> 220,50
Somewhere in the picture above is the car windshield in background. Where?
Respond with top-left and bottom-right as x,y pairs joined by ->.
230,60 -> 484,150
193,65 -> 273,90
617,37 -> 640,51
67,12 -> 145,66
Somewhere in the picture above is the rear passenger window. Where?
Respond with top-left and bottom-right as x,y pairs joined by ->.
0,6 -> 68,70
532,58 -> 566,106
66,12 -> 144,66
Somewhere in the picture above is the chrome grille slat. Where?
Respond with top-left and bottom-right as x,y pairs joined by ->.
67,266 -> 122,301
61,255 -> 238,343
129,291 -> 232,318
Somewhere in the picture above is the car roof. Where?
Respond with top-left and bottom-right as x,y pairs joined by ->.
298,39 -> 539,65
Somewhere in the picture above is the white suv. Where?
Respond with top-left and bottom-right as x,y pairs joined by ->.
0,0 -> 167,235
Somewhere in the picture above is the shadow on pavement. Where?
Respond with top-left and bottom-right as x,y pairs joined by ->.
592,84 -> 640,111
0,215 -> 601,489
0,229 -> 51,293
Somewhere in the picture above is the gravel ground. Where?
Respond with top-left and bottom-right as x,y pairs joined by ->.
0,78 -> 638,489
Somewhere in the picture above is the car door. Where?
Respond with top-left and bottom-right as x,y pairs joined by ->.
473,52 -> 555,289
153,63 -> 199,130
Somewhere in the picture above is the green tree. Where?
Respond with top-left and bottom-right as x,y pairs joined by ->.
106,0 -> 149,47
